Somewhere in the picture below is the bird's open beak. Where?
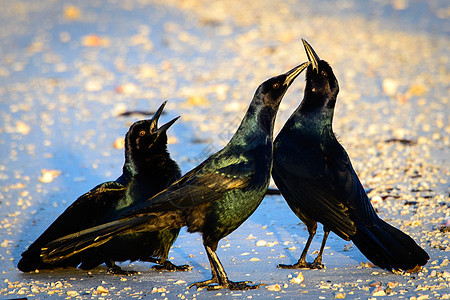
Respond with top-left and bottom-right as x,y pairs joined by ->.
150,101 -> 168,132
302,39 -> 320,73
150,101 -> 180,136
284,61 -> 310,86
157,116 -> 180,136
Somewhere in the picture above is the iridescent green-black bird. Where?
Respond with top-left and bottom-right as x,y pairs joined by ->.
39,62 -> 309,290
273,39 -> 429,272
18,101 -> 187,274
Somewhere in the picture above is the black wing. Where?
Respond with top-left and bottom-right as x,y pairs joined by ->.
131,156 -> 253,213
19,181 -> 126,270
41,147 -> 256,262
273,136 -> 376,239
29,181 -> 126,248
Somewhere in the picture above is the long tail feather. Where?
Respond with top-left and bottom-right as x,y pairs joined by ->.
40,214 -> 166,263
351,219 -> 429,271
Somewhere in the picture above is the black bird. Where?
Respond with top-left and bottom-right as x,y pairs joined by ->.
272,39 -> 429,272
39,62 -> 309,290
18,101 -> 187,274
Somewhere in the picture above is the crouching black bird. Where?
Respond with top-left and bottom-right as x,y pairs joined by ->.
39,62 -> 309,290
272,39 -> 429,272
18,101 -> 188,274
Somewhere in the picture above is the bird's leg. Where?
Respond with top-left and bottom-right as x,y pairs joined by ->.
149,257 -> 193,272
190,245 -> 265,290
309,229 -> 330,269
92,249 -> 137,275
278,222 -> 317,269
105,260 -> 137,276
189,246 -> 219,288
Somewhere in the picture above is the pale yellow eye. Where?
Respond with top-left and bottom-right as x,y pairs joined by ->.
139,130 -> 146,136
273,83 -> 280,89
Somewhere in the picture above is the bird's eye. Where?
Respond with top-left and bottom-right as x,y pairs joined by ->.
273,83 -> 280,89
139,130 -> 146,136
321,70 -> 328,77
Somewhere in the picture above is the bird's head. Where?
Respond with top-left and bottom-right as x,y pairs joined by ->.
126,101 -> 179,157
258,61 -> 310,109
229,61 -> 308,145
302,39 -> 339,110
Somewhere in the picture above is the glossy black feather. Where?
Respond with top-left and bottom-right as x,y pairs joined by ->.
273,40 -> 429,272
18,182 -> 127,271
40,62 -> 309,290
18,102 -> 182,273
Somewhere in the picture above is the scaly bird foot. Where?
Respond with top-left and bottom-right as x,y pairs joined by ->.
189,278 -> 265,291
277,260 -> 325,270
151,260 -> 193,272
107,266 -> 137,276
309,260 -> 325,269
218,281 -> 265,291
277,260 -> 310,269
189,278 -> 217,289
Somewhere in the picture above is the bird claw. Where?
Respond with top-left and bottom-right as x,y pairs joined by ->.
151,261 -> 192,272
309,261 -> 325,269
107,266 -> 137,276
189,279 -> 264,291
277,261 -> 324,270
277,261 -> 310,269
224,281 -> 265,291
189,279 -> 216,289
170,264 -> 193,272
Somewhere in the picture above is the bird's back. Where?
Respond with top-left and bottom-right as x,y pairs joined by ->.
18,181 -> 126,271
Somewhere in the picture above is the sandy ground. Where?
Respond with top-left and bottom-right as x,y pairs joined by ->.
0,0 -> 449,299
